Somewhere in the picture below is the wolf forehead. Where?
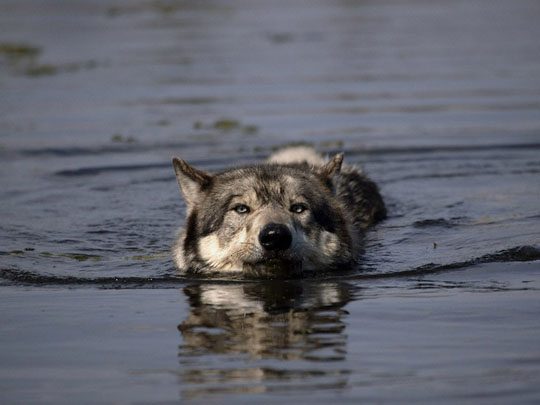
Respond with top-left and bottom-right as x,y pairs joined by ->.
209,165 -> 333,203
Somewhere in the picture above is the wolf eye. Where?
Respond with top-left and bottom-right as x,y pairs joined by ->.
290,203 -> 308,214
233,204 -> 250,214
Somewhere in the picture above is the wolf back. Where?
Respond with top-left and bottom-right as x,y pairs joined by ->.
171,148 -> 386,278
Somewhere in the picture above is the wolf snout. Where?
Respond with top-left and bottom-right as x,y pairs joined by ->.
258,223 -> 292,251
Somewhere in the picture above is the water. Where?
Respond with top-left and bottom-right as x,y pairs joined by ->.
1,0 -> 540,402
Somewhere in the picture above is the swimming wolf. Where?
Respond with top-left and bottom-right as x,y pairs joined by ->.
172,147 -> 386,278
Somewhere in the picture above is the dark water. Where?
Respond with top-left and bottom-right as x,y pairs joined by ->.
1,0 -> 540,403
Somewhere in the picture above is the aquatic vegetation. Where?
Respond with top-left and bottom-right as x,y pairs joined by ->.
213,119 -> 242,132
0,41 -> 97,77
57,254 -> 104,262
193,118 -> 259,135
0,42 -> 41,60
111,134 -> 137,143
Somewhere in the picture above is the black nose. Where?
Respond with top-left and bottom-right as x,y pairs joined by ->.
258,223 -> 292,251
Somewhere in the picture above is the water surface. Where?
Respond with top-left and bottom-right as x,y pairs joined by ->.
1,0 -> 540,403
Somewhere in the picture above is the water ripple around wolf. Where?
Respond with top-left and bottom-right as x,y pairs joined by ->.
1,245 -> 539,288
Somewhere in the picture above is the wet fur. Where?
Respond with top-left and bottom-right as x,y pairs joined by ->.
172,147 -> 386,278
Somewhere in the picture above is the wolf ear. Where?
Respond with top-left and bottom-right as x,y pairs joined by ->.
315,152 -> 344,181
172,157 -> 213,208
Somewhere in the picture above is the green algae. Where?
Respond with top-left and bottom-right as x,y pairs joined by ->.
58,254 -> 105,262
0,42 -> 41,59
193,118 -> 259,135
213,119 -> 241,132
1,42 -> 98,77
111,134 -> 136,143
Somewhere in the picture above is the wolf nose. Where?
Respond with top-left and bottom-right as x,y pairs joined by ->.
259,223 -> 292,251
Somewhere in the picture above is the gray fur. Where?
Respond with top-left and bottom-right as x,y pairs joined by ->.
172,148 -> 386,278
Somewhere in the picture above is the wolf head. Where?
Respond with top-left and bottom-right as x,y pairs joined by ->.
172,154 -> 354,278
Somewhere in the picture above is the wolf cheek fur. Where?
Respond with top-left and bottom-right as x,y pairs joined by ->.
171,149 -> 386,277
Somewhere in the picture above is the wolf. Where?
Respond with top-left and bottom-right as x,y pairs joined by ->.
171,147 -> 386,278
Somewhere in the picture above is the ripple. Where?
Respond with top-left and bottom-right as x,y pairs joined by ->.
2,245 -> 538,288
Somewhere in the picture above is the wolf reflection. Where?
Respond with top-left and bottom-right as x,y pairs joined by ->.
178,281 -> 354,363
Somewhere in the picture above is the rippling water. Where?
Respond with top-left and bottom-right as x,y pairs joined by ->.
1,0 -> 540,402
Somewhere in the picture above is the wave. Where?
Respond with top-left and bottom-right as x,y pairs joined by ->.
33,141 -> 540,177
1,245 -> 539,288
343,245 -> 540,281
0,269 -> 183,289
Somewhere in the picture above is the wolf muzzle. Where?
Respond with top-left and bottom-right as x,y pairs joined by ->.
258,223 -> 292,251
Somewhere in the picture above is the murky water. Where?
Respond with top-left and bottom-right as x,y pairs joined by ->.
1,0 -> 540,402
